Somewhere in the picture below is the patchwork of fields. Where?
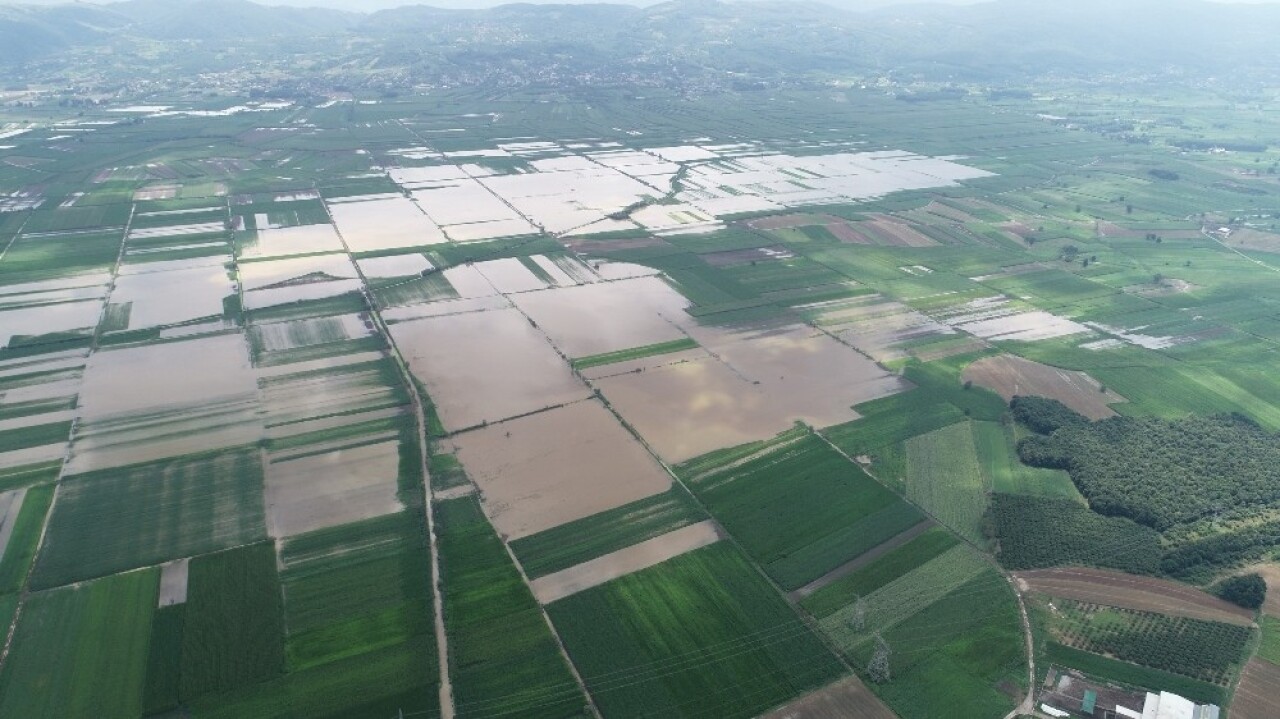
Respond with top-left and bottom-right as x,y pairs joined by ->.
2,85 -> 1280,719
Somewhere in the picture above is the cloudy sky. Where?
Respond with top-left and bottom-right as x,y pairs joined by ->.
1,0 -> 1275,10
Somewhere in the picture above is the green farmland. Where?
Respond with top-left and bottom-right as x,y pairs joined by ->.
3,47 -> 1280,719
549,543 -> 843,718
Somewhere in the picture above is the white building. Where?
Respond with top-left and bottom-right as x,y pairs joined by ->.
1140,692 -> 1220,719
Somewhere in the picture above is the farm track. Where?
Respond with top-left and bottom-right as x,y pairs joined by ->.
326,201 -> 457,719
788,519 -> 934,601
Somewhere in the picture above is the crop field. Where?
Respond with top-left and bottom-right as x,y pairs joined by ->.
549,542 -> 843,719
10,81 -> 1280,719
275,512 -> 440,719
816,553 -> 1023,719
684,432 -> 924,590
179,543 -> 285,699
971,421 -> 1082,501
0,483 -> 53,593
1045,599 -> 1250,685
801,526 -> 959,619
0,569 -> 158,718
435,497 -> 587,718
1043,643 -> 1227,706
905,422 -> 990,544
510,487 -> 707,579
32,448 -> 267,589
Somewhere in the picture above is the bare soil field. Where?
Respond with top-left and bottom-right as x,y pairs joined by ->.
919,200 -> 979,224
746,213 -> 844,231
562,235 -> 671,254
700,245 -> 795,267
1015,567 -> 1254,625
1230,659 -> 1280,719
865,215 -> 939,247
1096,222 -> 1205,240
389,307 -> 591,430
825,222 -> 877,245
157,557 -> 189,606
264,440 -> 403,538
962,354 -> 1126,420
1243,563 -> 1280,616
452,400 -> 672,539
528,520 -> 722,604
1124,278 -> 1201,298
759,675 -> 898,719
0,488 -> 28,560
1226,228 -> 1280,253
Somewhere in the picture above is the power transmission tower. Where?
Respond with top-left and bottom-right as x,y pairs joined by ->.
868,632 -> 891,684
850,595 -> 867,632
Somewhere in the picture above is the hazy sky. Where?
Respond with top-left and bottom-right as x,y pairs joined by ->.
2,0 -> 1276,10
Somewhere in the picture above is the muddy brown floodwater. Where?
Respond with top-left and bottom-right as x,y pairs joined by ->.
264,441 -> 403,538
452,400 -> 671,539
598,323 -> 906,463
389,307 -> 591,431
511,276 -> 690,358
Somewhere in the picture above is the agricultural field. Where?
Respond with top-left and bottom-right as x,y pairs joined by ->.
1015,567 -> 1254,625
0,569 -> 158,718
681,431 -> 925,590
1042,599 -> 1251,686
5,76 -> 1280,719
435,497 -> 588,718
548,543 -> 844,719
904,422 -> 990,544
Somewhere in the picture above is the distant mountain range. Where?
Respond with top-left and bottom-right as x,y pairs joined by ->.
3,0 -> 1279,83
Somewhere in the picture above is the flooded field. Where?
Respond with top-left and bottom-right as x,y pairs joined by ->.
327,197 -> 447,252
264,441 -> 402,537
528,520 -> 721,603
453,400 -> 672,539
250,314 -> 373,353
511,276 -> 689,358
238,253 -> 362,310
0,300 -> 102,348
240,223 -> 344,259
801,294 -> 954,363
78,334 -> 256,422
390,307 -> 590,429
596,323 -> 904,462
356,253 -> 432,279
70,334 -> 261,471
109,264 -> 233,331
473,257 -> 548,294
